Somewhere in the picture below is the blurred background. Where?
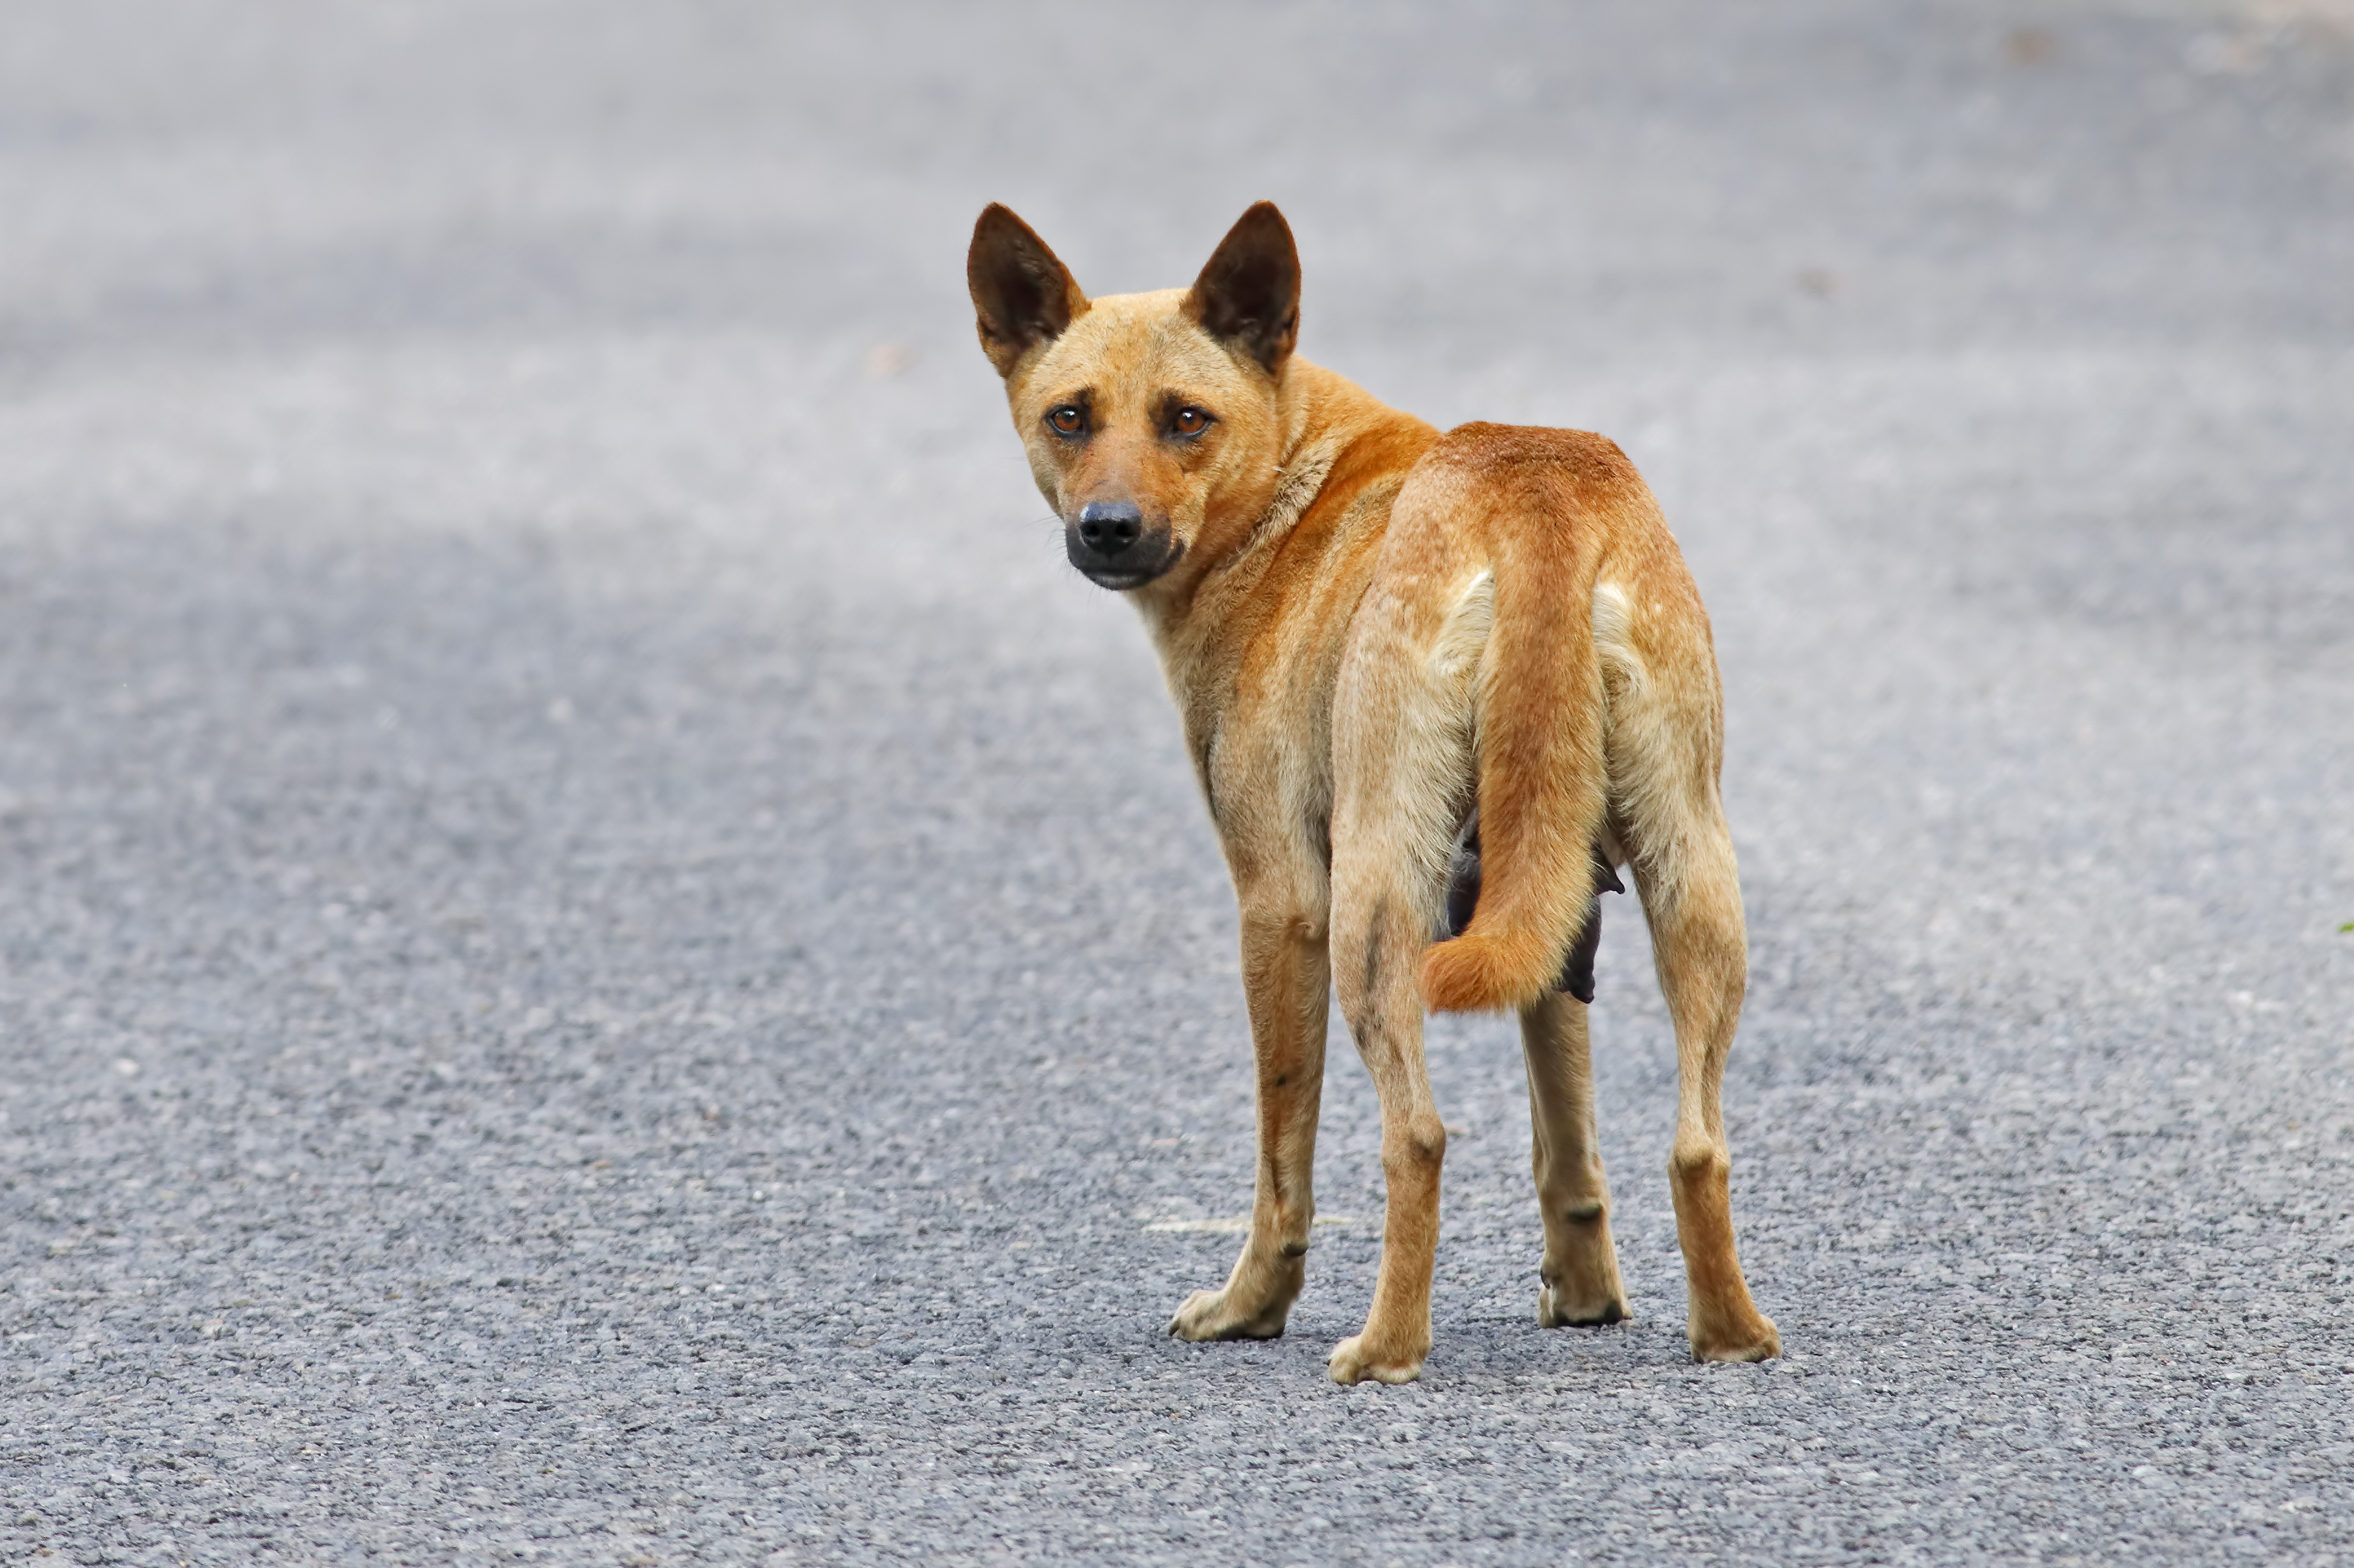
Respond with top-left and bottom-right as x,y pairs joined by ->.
2,3 -> 2351,1563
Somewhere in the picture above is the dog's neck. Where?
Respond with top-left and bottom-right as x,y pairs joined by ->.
1132,359 -> 1428,659
1209,429 -> 1347,585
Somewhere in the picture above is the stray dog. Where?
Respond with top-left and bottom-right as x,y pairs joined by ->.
968,201 -> 1779,1384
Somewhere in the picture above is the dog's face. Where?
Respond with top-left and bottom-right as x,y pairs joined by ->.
968,203 -> 1301,592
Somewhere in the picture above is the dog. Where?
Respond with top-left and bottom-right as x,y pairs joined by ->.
967,201 -> 1779,1384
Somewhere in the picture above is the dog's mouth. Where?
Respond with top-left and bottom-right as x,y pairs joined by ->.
1067,524 -> 1184,590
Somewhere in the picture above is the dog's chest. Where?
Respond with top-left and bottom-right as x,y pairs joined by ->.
1153,605 -> 1355,887
1149,466 -> 1406,878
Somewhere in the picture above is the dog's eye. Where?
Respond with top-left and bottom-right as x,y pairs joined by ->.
1172,406 -> 1209,436
1047,405 -> 1085,436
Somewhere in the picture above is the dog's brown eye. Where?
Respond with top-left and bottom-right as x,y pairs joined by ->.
1173,406 -> 1209,435
1048,405 -> 1085,436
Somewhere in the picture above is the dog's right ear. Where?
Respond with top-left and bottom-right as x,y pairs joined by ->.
968,205 -> 1088,378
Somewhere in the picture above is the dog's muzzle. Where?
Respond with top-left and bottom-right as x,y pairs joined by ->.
1067,500 -> 1183,590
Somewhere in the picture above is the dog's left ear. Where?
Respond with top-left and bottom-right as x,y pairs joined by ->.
1185,201 -> 1300,377
968,204 -> 1089,378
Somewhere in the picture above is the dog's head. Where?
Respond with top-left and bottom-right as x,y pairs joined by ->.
967,202 -> 1300,593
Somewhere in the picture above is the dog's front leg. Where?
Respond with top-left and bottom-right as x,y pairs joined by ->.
1168,902 -> 1329,1342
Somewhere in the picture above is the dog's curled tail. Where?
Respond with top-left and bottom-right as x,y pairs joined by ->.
1417,425 -> 1622,1014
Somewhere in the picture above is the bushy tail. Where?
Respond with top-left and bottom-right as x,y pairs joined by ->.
1417,428 -> 1616,1013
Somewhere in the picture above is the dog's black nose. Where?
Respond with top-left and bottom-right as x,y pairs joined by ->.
1075,500 -> 1144,556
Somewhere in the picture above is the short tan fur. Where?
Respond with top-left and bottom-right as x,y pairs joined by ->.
968,201 -> 1778,1384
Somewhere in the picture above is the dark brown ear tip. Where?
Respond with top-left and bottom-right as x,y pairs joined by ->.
970,203 -> 1023,245
1218,205 -> 1298,284
1228,201 -> 1293,245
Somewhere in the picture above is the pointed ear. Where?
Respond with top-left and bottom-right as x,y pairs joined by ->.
1185,201 -> 1300,376
968,204 -> 1088,378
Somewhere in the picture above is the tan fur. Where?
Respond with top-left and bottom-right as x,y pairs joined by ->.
969,201 -> 1778,1383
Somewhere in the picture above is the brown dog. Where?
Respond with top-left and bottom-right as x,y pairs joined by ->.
968,201 -> 1779,1384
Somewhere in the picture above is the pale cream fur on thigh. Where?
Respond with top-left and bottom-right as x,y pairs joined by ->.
1330,561 -> 1494,959
1590,573 -> 1725,898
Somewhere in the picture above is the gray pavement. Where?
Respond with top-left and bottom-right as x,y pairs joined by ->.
3,2 -> 2352,1563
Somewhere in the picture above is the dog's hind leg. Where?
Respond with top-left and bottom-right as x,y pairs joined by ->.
1638,820 -> 1778,1361
1326,864 -> 1452,1387
1601,597 -> 1779,1360
1322,564 -> 1491,1386
1520,989 -> 1629,1327
1585,542 -> 1778,1363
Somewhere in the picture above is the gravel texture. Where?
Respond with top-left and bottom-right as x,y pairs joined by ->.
3,3 -> 2351,1563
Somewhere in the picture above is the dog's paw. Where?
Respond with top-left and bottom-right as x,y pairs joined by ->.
1689,1313 -> 1779,1363
1167,1287 -> 1288,1343
1326,1333 -> 1425,1386
1537,1282 -> 1628,1328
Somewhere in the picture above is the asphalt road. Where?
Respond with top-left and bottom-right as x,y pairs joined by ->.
3,3 -> 2352,1563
